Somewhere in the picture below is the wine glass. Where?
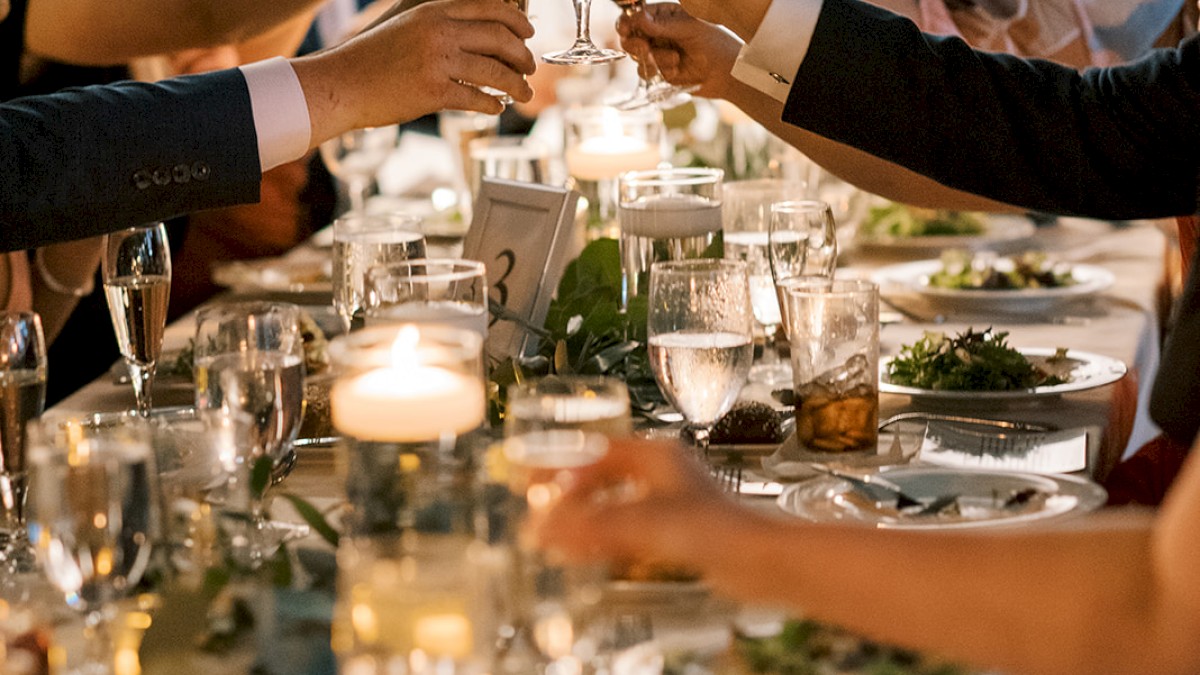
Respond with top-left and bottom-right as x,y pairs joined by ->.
543,0 -> 626,65
332,212 -> 427,333
608,0 -> 699,110
193,302 -> 309,564
647,259 -> 754,449
319,125 -> 401,214
0,312 -> 46,572
25,416 -> 160,675
102,223 -> 171,418
768,199 -> 839,284
723,179 -> 809,385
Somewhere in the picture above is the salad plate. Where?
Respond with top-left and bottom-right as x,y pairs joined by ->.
857,208 -> 1036,255
873,259 -> 1114,313
211,255 -> 332,294
776,465 -> 1107,529
879,348 -> 1127,402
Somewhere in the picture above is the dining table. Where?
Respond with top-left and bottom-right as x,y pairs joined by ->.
35,189 -> 1172,673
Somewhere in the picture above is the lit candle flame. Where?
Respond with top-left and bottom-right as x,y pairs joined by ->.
390,325 -> 421,372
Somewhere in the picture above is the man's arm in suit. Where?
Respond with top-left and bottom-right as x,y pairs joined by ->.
783,0 -> 1200,219
0,67 -> 262,251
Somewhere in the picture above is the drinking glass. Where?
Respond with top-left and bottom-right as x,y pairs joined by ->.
543,0 -> 626,65
618,167 -> 723,309
781,278 -> 879,455
102,223 -> 171,418
439,110 -> 501,222
0,312 -> 45,571
193,302 -> 308,562
25,416 -> 160,675
768,199 -> 839,284
608,0 -> 698,110
647,259 -> 754,449
319,125 -> 401,214
332,212 -> 427,332
506,376 -> 632,437
467,136 -> 552,205
364,259 -> 489,338
723,179 -> 809,385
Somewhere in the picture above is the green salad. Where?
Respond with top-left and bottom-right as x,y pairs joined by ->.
886,329 -> 1068,391
926,250 -> 1076,291
736,619 -> 966,675
862,203 -> 986,238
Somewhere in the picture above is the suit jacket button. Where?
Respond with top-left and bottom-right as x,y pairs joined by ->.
173,164 -> 191,184
133,169 -> 153,190
152,168 -> 172,186
191,162 -> 211,181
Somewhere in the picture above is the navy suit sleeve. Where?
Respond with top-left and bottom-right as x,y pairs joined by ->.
783,0 -> 1200,220
0,67 -> 263,251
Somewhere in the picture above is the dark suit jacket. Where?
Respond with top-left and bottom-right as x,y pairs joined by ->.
0,68 -> 262,251
782,0 -> 1200,445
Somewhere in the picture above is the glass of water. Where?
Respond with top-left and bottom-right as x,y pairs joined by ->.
506,376 -> 632,438
333,212 -> 427,333
723,179 -> 809,385
618,167 -> 723,310
364,259 -> 489,338
647,259 -> 753,449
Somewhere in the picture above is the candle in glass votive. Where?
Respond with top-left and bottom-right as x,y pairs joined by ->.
330,325 -> 485,442
413,613 -> 473,659
565,135 -> 661,181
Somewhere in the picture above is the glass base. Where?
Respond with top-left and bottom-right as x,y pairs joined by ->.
749,362 -> 793,388
610,82 -> 698,111
543,42 -> 626,66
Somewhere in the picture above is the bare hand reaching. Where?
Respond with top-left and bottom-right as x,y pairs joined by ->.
615,3 -> 742,100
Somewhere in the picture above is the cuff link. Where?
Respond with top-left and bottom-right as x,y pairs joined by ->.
769,72 -> 791,85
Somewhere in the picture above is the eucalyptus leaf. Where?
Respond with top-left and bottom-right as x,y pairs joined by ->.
280,493 -> 341,548
585,341 -> 642,374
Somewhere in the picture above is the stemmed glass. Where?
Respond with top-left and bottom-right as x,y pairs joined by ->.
609,0 -> 699,110
723,180 -> 809,385
319,125 -> 401,214
0,312 -> 46,572
543,0 -> 626,65
332,212 -> 427,333
768,199 -> 839,283
25,416 -> 159,675
647,259 -> 754,450
193,302 -> 309,565
102,223 -> 171,418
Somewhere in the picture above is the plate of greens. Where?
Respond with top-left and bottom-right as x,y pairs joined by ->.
857,202 -> 1035,254
874,254 -> 1114,313
879,329 -> 1126,402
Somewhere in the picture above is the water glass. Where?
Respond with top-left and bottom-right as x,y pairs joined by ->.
619,168 -> 723,309
723,179 -> 809,385
25,416 -> 160,674
364,259 -> 489,338
0,312 -> 45,569
333,212 -> 427,332
768,199 -> 839,283
647,259 -> 753,448
467,136 -> 552,204
781,278 -> 879,455
438,111 -> 500,221
565,106 -> 664,241
505,376 -> 632,438
103,223 -> 171,417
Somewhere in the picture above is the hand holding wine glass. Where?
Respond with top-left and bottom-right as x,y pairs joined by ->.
608,0 -> 699,110
103,223 -> 171,418
647,259 -> 754,450
0,311 -> 46,572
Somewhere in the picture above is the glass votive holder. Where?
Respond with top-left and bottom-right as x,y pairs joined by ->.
618,167 -> 724,309
364,259 -> 489,339
781,278 -> 879,455
328,324 -> 486,537
505,376 -> 632,438
564,106 -> 665,241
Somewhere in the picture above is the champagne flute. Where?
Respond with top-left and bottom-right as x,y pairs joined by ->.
319,125 -> 401,214
103,223 -> 171,418
609,0 -> 699,110
193,302 -> 309,563
25,416 -> 160,675
647,259 -> 754,450
0,312 -> 46,571
543,0 -> 626,65
332,212 -> 427,333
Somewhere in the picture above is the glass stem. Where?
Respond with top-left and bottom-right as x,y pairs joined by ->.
127,361 -> 155,417
574,0 -> 593,44
82,610 -> 115,675
348,177 -> 369,214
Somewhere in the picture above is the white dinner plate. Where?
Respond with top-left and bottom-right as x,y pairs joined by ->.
776,465 -> 1107,529
873,259 -> 1115,313
879,348 -> 1127,402
856,213 -> 1036,254
211,256 -> 333,294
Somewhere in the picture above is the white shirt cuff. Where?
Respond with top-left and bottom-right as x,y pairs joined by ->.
731,0 -> 825,103
239,57 -> 312,172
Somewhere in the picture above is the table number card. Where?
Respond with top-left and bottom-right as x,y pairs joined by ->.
462,177 -> 581,362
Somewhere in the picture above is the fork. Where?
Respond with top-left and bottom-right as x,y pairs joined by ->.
711,451 -> 745,495
878,412 -> 1053,432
